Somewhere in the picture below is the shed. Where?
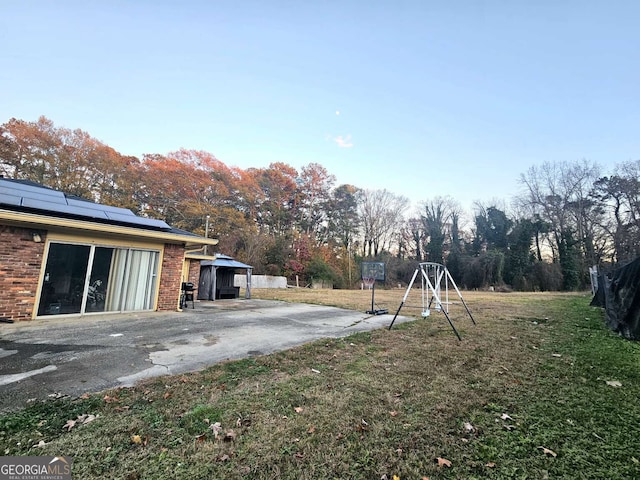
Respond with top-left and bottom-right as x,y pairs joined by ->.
198,254 -> 253,300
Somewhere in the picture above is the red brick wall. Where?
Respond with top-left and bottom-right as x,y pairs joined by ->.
157,243 -> 185,311
0,225 -> 46,321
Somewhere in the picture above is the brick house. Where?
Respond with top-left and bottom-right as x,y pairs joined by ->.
0,178 -> 218,322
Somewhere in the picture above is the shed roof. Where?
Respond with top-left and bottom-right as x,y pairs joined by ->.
202,254 -> 253,270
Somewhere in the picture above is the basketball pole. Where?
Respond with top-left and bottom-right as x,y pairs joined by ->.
365,279 -> 388,315
361,261 -> 388,316
370,281 -> 375,314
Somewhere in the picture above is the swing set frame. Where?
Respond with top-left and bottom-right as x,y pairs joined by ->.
388,262 -> 476,340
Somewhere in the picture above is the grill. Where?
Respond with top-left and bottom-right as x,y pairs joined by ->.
181,282 -> 195,309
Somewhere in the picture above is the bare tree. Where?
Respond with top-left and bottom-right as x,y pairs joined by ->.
359,189 -> 409,257
518,159 -> 602,288
592,159 -> 640,264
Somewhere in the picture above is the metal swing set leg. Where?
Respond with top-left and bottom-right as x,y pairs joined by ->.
388,263 -> 475,340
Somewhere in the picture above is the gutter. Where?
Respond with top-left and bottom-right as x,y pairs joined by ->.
0,209 -> 219,248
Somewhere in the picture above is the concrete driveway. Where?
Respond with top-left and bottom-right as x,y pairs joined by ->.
0,299 -> 411,412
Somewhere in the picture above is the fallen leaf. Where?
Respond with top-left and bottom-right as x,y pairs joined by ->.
390,411 -> 399,417
307,425 -> 316,434
218,454 -> 230,462
78,414 -> 97,424
311,368 -> 321,374
209,422 -> 222,439
552,353 -> 562,357
163,391 -> 172,399
538,446 -> 557,457
294,407 -> 304,413
63,419 -> 76,431
195,433 -> 206,443
37,420 -> 47,427
224,430 -> 237,442
131,435 -> 142,445
463,422 -> 475,433
503,424 -> 516,431
103,395 -> 119,404
422,477 -> 430,480
436,457 -> 452,467
500,413 -> 513,421
486,462 -> 496,468
36,440 -> 47,448
80,393 -> 91,399
606,380 -> 622,387
393,475 -> 400,480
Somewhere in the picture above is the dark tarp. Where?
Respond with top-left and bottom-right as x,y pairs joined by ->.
591,256 -> 640,340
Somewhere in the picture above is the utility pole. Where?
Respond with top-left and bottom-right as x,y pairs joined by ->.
204,214 -> 210,255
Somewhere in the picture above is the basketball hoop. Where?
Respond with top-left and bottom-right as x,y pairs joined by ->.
363,276 -> 375,289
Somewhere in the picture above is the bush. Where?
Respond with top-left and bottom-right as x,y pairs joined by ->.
306,256 -> 339,284
530,262 -> 563,291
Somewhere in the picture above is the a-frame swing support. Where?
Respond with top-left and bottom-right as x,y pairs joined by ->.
388,262 -> 476,340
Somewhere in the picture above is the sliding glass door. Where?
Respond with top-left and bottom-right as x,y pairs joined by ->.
38,242 -> 160,316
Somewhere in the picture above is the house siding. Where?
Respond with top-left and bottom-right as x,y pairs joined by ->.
0,225 -> 46,321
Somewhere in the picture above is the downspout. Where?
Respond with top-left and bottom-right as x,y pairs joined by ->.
185,245 -> 206,255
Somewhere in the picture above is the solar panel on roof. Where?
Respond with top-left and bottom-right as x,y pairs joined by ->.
65,197 -> 132,214
105,211 -> 170,229
0,178 -> 171,231
21,198 -> 110,220
2,184 -> 67,204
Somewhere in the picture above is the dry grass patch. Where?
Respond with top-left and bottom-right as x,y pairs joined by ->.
2,289 -> 638,479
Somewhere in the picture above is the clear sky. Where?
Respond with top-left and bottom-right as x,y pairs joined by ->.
2,1 -> 639,213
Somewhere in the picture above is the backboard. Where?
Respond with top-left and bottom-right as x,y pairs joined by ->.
361,261 -> 385,282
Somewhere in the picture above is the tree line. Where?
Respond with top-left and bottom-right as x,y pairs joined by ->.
2,116 -> 639,290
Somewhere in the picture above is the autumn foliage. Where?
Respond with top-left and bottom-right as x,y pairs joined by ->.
4,116 -> 640,290
0,116 -> 364,286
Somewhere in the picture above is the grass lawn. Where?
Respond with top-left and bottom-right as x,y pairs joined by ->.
1,289 -> 639,479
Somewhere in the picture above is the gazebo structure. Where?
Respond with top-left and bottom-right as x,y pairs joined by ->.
198,254 -> 253,301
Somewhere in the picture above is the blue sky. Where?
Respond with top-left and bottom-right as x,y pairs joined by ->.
2,1 -> 639,213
